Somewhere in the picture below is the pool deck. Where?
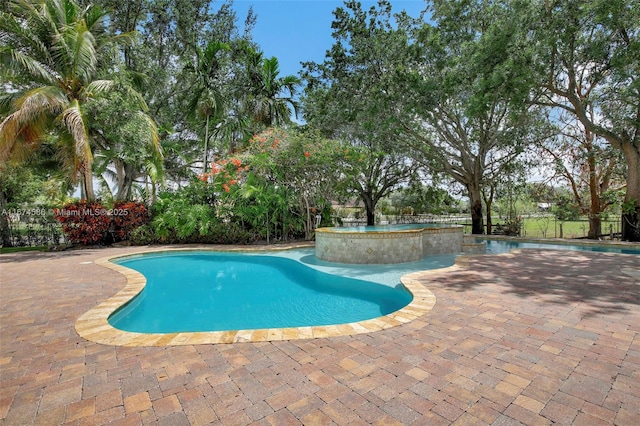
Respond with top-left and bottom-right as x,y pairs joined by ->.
1,243 -> 639,425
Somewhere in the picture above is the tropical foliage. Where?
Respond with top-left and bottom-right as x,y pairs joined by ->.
303,1 -> 416,225
52,200 -> 147,245
145,127 -> 342,244
2,0 -> 639,244
0,0 -> 161,202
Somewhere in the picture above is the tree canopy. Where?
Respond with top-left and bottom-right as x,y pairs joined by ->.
2,0 -> 639,242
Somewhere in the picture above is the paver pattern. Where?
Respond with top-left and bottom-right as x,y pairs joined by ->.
1,244 -> 639,425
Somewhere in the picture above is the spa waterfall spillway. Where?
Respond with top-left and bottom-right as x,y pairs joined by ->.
315,224 -> 464,264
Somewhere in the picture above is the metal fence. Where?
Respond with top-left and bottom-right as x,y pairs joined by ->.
338,213 -> 625,240
518,216 -> 623,239
1,207 -> 67,248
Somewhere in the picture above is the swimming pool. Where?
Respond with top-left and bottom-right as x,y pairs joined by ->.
107,240 -> 639,334
76,238 -> 638,345
109,252 -> 413,333
483,239 -> 640,255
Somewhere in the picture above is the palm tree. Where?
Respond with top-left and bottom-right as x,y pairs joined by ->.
91,110 -> 164,201
85,82 -> 164,201
185,40 -> 230,173
0,0 -> 155,201
246,53 -> 301,129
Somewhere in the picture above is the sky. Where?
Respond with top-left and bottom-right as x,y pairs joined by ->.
215,0 -> 429,78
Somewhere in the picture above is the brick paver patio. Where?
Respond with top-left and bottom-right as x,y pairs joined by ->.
1,245 -> 639,425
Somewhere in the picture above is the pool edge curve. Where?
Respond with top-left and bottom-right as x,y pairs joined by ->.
74,247 -> 438,346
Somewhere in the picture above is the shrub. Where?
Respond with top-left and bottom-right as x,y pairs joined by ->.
129,224 -> 156,245
54,201 -> 150,245
110,201 -> 149,242
207,222 -> 256,244
54,202 -> 111,245
150,193 -> 218,243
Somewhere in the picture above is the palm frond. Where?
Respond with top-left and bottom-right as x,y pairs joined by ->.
56,0 -> 77,25
69,20 -> 98,83
144,157 -> 165,183
15,85 -> 68,119
84,79 -> 114,96
107,31 -> 136,46
122,70 -> 148,91
0,111 -> 47,164
55,129 -> 82,183
138,111 -> 162,158
186,87 -> 206,120
59,98 -> 92,165
0,85 -> 67,163
82,3 -> 108,34
6,48 -> 57,84
122,83 -> 149,110
0,7 -> 56,82
0,91 -> 20,115
95,173 -> 114,201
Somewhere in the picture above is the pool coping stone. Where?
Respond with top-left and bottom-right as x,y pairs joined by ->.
75,244 -> 440,346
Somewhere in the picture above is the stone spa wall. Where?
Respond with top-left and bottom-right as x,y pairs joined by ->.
315,225 -> 464,264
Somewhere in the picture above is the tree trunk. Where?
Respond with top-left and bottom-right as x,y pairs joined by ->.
621,142 -> 640,242
588,214 -> 602,239
203,114 -> 210,173
483,186 -> 495,236
586,137 -> 602,239
362,192 -> 376,226
116,163 -> 137,201
114,160 -> 127,201
366,208 -> 375,226
151,180 -> 156,204
82,165 -> 95,202
0,180 -> 13,247
468,183 -> 484,234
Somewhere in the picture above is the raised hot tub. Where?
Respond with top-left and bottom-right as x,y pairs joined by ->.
315,224 -> 464,264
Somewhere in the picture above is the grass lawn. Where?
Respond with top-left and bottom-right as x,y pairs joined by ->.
0,246 -> 48,254
519,216 -> 621,239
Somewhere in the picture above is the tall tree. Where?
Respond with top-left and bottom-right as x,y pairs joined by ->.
88,0 -> 255,183
531,0 -> 640,241
401,96 -> 542,234
396,0 -> 546,234
185,40 -> 230,172
0,0 -> 155,201
303,0 -> 415,225
538,110 -> 625,238
245,53 -> 301,130
87,86 -> 164,201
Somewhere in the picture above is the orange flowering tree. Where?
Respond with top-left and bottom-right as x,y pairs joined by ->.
148,127 -> 345,243
244,128 -> 346,240
194,127 -> 343,241
198,156 -> 246,195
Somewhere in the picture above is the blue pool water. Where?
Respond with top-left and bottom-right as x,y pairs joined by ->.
109,252 -> 413,333
109,239 -> 638,334
329,223 -> 461,232
484,239 -> 640,255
